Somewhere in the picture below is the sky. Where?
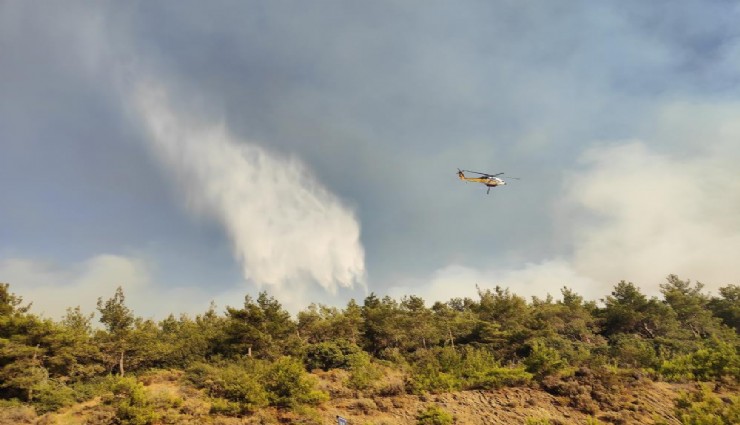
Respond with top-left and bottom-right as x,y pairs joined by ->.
2,1 -> 740,319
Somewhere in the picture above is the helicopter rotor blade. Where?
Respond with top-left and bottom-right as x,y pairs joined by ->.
462,170 -> 503,177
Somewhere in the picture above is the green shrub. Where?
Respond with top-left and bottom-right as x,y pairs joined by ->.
660,340 -> 740,382
437,346 -> 463,372
661,355 -> 695,381
263,356 -> 328,408
30,379 -> 76,414
103,376 -> 158,425
416,405 -> 454,425
149,391 -> 183,410
183,362 -> 212,387
454,345 -> 531,389
304,342 -> 344,371
346,351 -> 383,391
406,367 -> 460,394
455,346 -> 492,378
689,341 -> 740,381
378,347 -> 407,365
674,384 -> 739,425
209,397 -> 245,416
406,348 -> 461,394
464,364 -> 532,390
303,340 -> 361,371
70,377 -> 110,402
610,334 -> 658,369
187,358 -> 327,411
406,346 -> 531,394
524,340 -> 566,378
212,365 -> 268,411
185,361 -> 268,414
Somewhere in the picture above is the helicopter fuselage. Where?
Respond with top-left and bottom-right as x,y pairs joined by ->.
459,175 -> 506,187
457,171 -> 507,194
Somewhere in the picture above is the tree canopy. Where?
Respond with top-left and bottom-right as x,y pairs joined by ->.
0,275 -> 737,419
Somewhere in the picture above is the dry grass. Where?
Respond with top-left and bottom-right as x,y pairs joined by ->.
31,369 -> 689,425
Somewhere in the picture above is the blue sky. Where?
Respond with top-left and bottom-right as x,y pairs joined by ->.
2,1 -> 740,318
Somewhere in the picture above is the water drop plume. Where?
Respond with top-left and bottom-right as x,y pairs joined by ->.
132,83 -> 366,294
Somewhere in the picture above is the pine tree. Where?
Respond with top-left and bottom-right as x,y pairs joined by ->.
97,287 -> 135,376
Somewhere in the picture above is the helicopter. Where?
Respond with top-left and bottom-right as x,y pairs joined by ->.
457,169 -> 520,194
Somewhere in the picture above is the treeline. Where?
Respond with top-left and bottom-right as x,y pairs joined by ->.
0,275 -> 738,418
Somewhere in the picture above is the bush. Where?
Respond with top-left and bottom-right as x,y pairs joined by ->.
524,340 -> 566,378
416,405 -> 454,425
291,405 -> 324,424
350,397 -> 377,414
610,334 -> 658,369
454,346 -> 531,390
406,362 -> 461,394
690,341 -> 740,381
303,340 -> 361,371
377,373 -> 406,396
183,362 -> 212,387
660,340 -> 740,382
185,361 -> 268,415
346,351 -> 383,391
103,376 -> 158,425
149,390 -> 183,410
661,355 -> 695,381
674,384 -> 740,425
263,356 -> 328,408
187,358 -> 328,412
406,346 -> 532,394
70,378 -> 110,402
209,397 -> 245,416
406,348 -> 460,394
30,379 -> 76,414
464,365 -> 532,390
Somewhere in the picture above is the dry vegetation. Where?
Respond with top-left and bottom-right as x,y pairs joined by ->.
2,369 -> 722,425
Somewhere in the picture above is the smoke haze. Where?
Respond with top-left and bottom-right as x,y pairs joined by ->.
567,103 -> 740,293
3,2 -> 740,318
391,101 -> 740,303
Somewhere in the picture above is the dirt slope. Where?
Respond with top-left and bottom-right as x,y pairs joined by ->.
12,372 -> 691,425
320,382 -> 684,425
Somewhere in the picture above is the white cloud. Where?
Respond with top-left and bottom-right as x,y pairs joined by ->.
1,255 -> 150,319
0,255 -> 257,320
131,83 -> 366,296
388,260 -> 597,304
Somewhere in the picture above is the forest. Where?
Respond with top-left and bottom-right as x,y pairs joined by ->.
1,275 -> 738,424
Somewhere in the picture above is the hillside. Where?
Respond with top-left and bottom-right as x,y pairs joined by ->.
2,369 -> 705,425
0,278 -> 738,424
